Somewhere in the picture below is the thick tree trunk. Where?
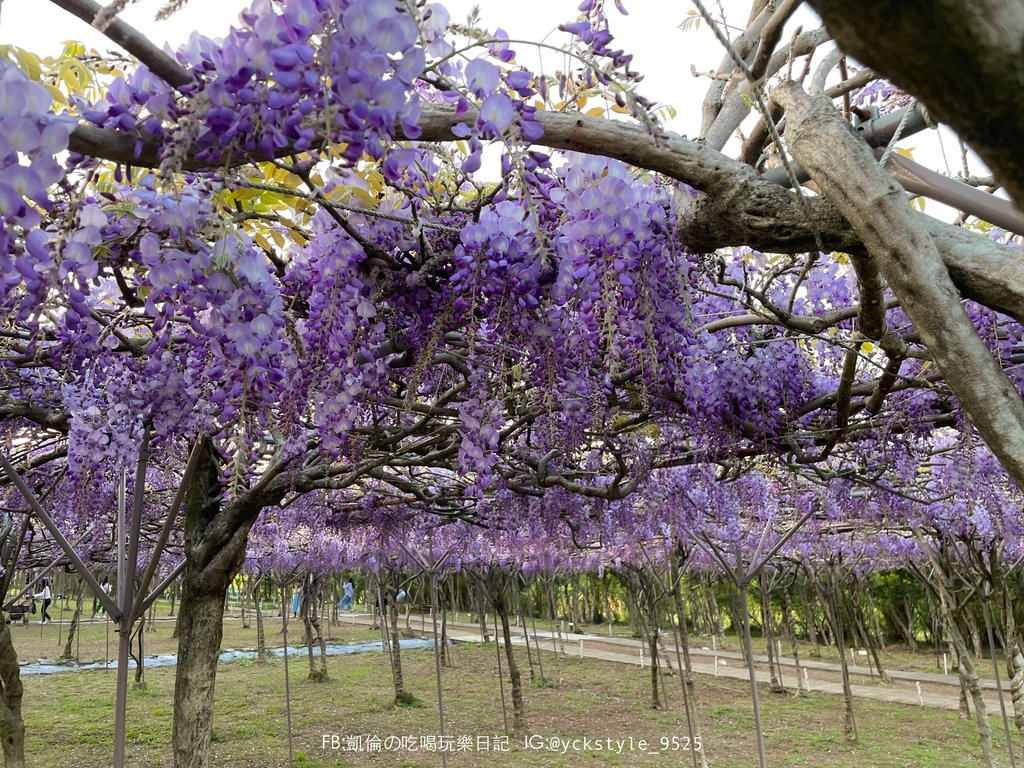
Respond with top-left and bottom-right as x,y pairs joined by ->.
814,574 -> 857,745
833,599 -> 857,744
964,608 -> 984,661
865,590 -> 886,652
241,575 -> 251,629
782,587 -> 804,694
671,566 -> 694,680
959,680 -> 971,720
958,644 -> 996,768
0,621 -> 25,768
989,567 -> 1024,735
731,590 -> 747,663
1006,629 -> 1024,733
438,579 -> 450,667
808,0 -> 1024,211
887,605 -> 919,652
778,81 -> 1024,494
915,544 -> 996,768
760,574 -> 784,693
852,590 -> 889,683
649,627 -> 660,709
477,583 -> 491,642
798,579 -> 821,657
302,578 -> 315,677
706,576 -> 723,642
903,599 -> 918,652
170,440 -> 276,768
133,619 -> 147,689
173,579 -> 229,768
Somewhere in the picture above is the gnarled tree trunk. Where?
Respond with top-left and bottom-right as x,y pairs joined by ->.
171,441 -> 281,768
491,575 -> 525,735
0,621 -> 25,768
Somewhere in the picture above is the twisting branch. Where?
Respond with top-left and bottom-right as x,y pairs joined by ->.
707,27 -> 830,152
748,0 -> 804,85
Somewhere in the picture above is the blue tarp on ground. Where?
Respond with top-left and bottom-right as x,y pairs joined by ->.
19,637 -> 437,675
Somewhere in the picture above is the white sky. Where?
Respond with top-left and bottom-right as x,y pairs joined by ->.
0,0 -> 988,213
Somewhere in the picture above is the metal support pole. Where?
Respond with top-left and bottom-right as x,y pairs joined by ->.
131,438 -> 204,621
116,470 -> 125,608
281,585 -> 294,764
113,428 -> 150,768
983,588 -> 1018,768
430,574 -> 448,768
0,455 -> 120,618
739,577 -> 768,768
494,613 -> 509,733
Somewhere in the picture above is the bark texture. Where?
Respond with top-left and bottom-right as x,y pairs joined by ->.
809,0 -> 1024,212
0,622 -> 24,768
171,442 -> 285,768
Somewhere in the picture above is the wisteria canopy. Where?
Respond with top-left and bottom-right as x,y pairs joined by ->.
3,0 -> 1024,766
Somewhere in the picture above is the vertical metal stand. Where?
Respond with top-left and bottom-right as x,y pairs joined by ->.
494,612 -> 508,733
281,584 -> 294,764
983,586 -> 1018,768
430,573 -> 448,768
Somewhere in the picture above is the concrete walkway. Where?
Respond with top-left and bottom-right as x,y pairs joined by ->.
338,613 -> 1014,715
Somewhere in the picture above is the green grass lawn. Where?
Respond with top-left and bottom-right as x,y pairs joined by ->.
13,613 -> 1018,768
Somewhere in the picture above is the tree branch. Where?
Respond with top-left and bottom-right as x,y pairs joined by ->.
48,0 -> 193,87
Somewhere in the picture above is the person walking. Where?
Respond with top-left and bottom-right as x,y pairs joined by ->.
291,582 -> 302,618
340,579 -> 354,612
34,578 -> 52,624
94,576 -> 111,617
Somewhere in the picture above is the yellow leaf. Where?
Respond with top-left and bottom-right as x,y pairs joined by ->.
860,341 -> 874,353
585,107 -> 605,117
60,62 -> 82,93
45,84 -> 67,105
61,41 -> 86,57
